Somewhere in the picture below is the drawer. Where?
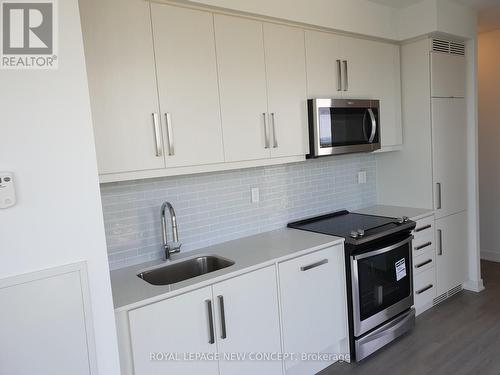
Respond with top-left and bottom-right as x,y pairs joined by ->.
412,215 -> 435,256
412,246 -> 435,275
413,267 -> 436,311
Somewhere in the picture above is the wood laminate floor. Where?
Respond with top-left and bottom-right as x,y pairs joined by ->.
321,261 -> 500,375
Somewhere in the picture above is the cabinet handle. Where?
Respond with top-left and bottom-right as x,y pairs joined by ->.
415,259 -> 432,269
436,183 -> 442,210
414,242 -> 432,251
300,258 -> 329,271
336,60 -> 342,91
152,113 -> 162,157
217,295 -> 227,340
271,113 -> 278,148
343,60 -> 348,91
416,284 -> 433,295
165,112 -> 174,156
437,229 -> 443,256
415,224 -> 431,233
263,113 -> 270,149
205,299 -> 215,344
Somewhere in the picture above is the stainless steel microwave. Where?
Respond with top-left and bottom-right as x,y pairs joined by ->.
307,98 -> 381,158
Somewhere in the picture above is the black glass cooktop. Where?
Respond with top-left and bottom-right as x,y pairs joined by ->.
288,210 -> 415,245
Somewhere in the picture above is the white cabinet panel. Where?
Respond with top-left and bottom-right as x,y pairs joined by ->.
214,15 -> 271,162
151,4 -> 224,168
213,266 -> 283,375
431,52 -> 465,98
80,0 -> 164,174
279,245 -> 348,375
0,263 -> 96,375
435,211 -> 468,296
432,98 -> 467,218
305,30 -> 343,98
129,287 -> 219,375
264,23 -> 308,158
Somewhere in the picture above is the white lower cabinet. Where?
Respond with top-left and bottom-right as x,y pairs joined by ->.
214,266 -> 282,375
278,245 -> 349,375
121,246 -> 349,375
435,211 -> 468,297
128,286 -> 219,375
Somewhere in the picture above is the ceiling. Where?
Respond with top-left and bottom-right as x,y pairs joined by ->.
368,0 -> 500,32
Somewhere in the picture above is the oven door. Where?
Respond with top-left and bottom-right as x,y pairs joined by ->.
311,98 -> 380,157
350,236 -> 414,337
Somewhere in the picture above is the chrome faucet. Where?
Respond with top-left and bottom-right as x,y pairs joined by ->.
161,201 -> 182,260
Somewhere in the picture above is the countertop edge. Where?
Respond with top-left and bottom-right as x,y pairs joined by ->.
112,232 -> 344,312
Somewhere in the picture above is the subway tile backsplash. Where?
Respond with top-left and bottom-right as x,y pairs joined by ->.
101,155 -> 377,270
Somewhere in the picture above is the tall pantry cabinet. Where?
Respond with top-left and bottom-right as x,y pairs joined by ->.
377,38 -> 468,301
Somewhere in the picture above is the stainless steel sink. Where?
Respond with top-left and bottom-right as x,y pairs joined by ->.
137,255 -> 235,286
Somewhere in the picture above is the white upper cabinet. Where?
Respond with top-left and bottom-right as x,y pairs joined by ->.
214,15 -> 271,162
432,98 -> 467,218
305,31 -> 402,148
213,266 -> 282,375
151,4 -> 225,168
80,0 -> 164,174
263,23 -> 309,158
431,52 -> 466,98
305,30 -> 344,98
128,286 -> 219,375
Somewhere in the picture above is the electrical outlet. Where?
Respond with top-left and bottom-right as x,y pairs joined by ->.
251,187 -> 260,203
357,171 -> 367,184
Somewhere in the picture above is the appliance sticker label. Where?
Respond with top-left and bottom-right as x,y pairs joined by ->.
395,258 -> 407,281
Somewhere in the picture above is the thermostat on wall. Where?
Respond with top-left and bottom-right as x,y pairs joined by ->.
0,172 -> 16,208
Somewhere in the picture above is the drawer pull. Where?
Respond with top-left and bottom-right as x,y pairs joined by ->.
416,284 -> 433,295
300,259 -> 328,272
415,259 -> 432,269
217,295 -> 227,340
415,224 -> 431,233
414,242 -> 432,251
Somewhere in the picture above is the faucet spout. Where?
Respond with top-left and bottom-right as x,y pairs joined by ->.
161,201 -> 182,260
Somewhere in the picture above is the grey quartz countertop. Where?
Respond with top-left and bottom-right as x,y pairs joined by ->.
355,205 -> 434,221
110,228 -> 344,312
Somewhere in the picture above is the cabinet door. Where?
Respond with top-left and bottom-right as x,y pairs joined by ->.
128,287 -> 219,375
431,52 -> 465,98
214,15 -> 271,162
435,211 -> 468,296
213,266 -> 282,375
341,37 -> 402,148
432,98 -> 467,218
264,23 -> 308,158
305,30 -> 343,98
279,245 -> 349,375
151,4 -> 224,168
80,0 -> 164,174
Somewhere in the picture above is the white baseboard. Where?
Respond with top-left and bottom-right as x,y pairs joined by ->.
480,249 -> 500,263
463,279 -> 485,293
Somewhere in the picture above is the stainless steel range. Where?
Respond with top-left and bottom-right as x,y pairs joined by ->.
288,210 -> 416,361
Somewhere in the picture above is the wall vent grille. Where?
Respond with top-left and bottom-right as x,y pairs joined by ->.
432,39 -> 465,56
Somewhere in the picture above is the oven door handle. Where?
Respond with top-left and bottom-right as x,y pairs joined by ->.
353,236 -> 414,261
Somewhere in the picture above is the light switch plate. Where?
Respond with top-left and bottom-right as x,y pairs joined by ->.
0,172 -> 16,208
357,171 -> 367,184
251,187 -> 260,203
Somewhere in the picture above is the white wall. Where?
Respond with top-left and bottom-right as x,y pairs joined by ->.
0,0 -> 121,374
478,30 -> 500,263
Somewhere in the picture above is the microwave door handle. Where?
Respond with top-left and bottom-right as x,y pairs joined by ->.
367,108 -> 377,143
